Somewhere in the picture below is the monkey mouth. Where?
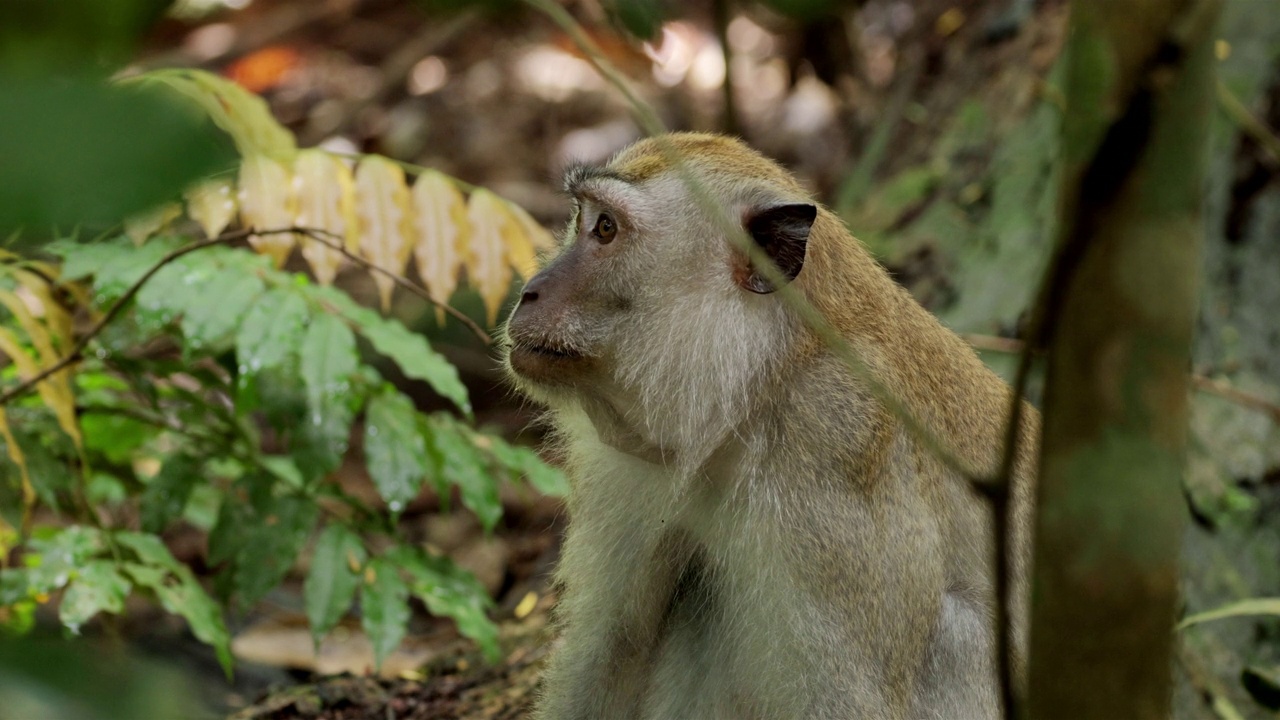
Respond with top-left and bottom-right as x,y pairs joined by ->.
507,340 -> 592,383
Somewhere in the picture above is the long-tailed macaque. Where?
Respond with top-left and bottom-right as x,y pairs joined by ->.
502,133 -> 1038,720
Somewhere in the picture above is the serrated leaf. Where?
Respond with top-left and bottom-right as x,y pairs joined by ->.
501,199 -> 554,280
304,524 -> 366,644
237,493 -> 317,607
364,388 -> 430,510
465,189 -> 515,326
426,416 -> 502,532
293,397 -> 356,484
412,171 -> 468,324
114,531 -> 184,573
185,177 -> 238,238
181,269 -> 266,348
360,557 -> 410,670
81,411 -> 154,465
59,559 -> 131,632
25,526 -> 105,594
389,545 -> 499,662
309,285 -> 471,415
300,313 -> 358,412
235,288 -> 308,374
295,150 -> 358,285
354,156 -> 415,311
140,455 -> 199,534
0,408 -> 34,514
485,436 -> 569,497
239,154 -> 296,267
0,293 -> 80,448
123,202 -> 181,246
13,268 -> 72,353
140,69 -> 296,160
122,560 -> 233,677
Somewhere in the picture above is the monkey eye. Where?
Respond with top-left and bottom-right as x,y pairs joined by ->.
592,213 -> 617,244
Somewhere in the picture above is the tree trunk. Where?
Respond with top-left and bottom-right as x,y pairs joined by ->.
1026,1 -> 1221,719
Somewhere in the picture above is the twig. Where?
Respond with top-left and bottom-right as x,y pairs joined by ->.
290,226 -> 492,345
0,229 -> 254,407
964,333 -> 1280,423
1217,81 -> 1280,166
0,225 -> 491,408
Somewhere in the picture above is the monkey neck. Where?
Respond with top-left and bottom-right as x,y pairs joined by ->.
802,215 -> 1016,477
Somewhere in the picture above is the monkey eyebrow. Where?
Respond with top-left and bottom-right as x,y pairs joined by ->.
562,162 -> 633,196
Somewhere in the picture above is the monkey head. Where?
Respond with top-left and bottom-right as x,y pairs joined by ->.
502,133 -> 818,467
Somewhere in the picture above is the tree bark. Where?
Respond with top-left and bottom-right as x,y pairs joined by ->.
1026,1 -> 1221,719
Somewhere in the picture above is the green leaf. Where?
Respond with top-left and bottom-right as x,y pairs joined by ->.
235,288 -> 309,374
0,0 -> 170,76
80,411 -> 155,465
364,388 -> 430,510
181,268 -> 266,349
300,313 -> 359,413
485,435 -> 569,497
1178,598 -> 1280,629
389,545 -> 499,662
139,455 -> 200,534
114,531 -> 183,573
0,78 -> 235,234
24,525 -> 105,594
608,0 -> 666,40
123,561 -> 233,677
360,557 -> 410,670
58,559 -> 131,631
292,399 -> 356,484
227,486 -> 314,604
133,255 -> 212,331
310,285 -> 471,415
304,524 -> 366,645
68,236 -> 181,299
138,69 -> 296,160
427,416 -> 502,532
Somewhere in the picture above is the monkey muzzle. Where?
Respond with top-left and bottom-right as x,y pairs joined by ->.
505,276 -> 597,385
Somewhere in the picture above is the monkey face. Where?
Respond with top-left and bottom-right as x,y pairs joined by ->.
502,134 -> 818,462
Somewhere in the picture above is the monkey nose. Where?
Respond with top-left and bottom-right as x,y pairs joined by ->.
519,274 -> 547,304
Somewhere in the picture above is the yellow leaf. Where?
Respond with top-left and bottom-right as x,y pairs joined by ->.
411,172 -> 469,325
0,407 -> 35,521
185,176 -> 239,238
239,155 -> 297,267
514,591 -> 538,619
0,514 -> 19,561
498,199 -> 552,281
123,202 -> 181,246
294,150 -> 358,286
136,69 -> 297,160
465,190 -> 515,326
354,156 -> 415,311
0,326 -> 80,449
13,269 -> 72,355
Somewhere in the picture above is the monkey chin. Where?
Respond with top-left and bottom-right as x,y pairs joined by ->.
506,342 -> 596,388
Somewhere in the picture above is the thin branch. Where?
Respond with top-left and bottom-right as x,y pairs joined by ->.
964,333 -> 1280,424
291,226 -> 492,345
0,229 -> 254,407
1217,80 -> 1280,166
0,225 -> 491,408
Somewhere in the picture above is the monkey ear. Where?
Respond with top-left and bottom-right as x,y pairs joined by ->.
739,203 -> 817,294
